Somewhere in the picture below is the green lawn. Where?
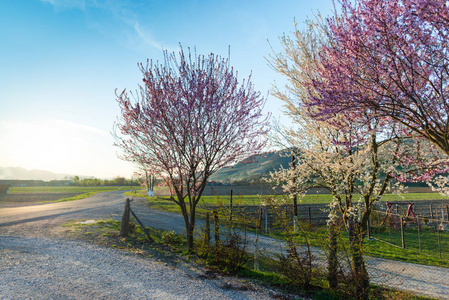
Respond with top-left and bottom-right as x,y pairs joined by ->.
369,225 -> 449,262
298,224 -> 449,268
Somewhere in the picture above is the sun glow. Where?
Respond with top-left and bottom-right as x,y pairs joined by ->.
0,119 -> 133,178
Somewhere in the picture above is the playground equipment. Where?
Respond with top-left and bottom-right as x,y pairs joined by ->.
380,202 -> 420,230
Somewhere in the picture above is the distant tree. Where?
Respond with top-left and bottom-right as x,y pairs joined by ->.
114,46 -> 269,250
72,176 -> 80,185
308,0 -> 449,155
113,176 -> 126,186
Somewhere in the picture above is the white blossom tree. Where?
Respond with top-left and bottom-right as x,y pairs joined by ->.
269,18 -> 408,298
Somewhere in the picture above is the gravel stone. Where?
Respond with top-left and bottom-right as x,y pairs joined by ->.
0,236 -> 278,300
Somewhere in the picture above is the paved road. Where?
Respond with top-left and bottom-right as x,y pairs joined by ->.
1,191 -> 449,299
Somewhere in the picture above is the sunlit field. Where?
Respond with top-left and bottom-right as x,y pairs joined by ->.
0,186 -> 125,204
128,187 -> 448,205
8,186 -> 122,194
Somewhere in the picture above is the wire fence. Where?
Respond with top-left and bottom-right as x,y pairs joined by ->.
126,196 -> 449,298
368,202 -> 449,261
208,199 -> 449,299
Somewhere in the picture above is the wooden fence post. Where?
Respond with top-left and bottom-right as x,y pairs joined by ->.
308,206 -> 312,225
400,217 -> 405,249
214,210 -> 219,249
205,212 -> 210,245
120,198 -> 130,236
328,221 -> 338,289
417,218 -> 422,253
229,190 -> 233,223
265,206 -> 268,233
437,224 -> 442,259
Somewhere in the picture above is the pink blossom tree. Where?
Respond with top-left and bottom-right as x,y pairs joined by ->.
114,46 -> 269,250
309,0 -> 449,155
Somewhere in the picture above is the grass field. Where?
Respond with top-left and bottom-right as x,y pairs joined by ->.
127,188 -> 448,205
8,186 -> 122,194
0,186 -> 126,204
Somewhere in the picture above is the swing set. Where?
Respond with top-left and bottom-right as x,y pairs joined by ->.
380,202 -> 420,230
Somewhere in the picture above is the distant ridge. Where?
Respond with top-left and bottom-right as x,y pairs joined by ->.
0,167 -> 73,181
209,150 -> 291,183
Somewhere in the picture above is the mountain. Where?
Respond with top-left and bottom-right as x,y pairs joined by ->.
0,167 -> 73,181
209,150 -> 291,183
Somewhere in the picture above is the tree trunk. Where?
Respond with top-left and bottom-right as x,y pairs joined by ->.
348,220 -> 370,299
181,207 -> 195,252
186,223 -> 194,251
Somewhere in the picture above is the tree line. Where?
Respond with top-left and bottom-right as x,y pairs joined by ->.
70,176 -> 139,187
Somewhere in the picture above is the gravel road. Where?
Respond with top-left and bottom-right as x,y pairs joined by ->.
0,192 -> 287,300
0,236 -> 276,300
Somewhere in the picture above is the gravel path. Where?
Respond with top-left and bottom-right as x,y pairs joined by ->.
0,192 -> 291,300
0,236 -> 278,300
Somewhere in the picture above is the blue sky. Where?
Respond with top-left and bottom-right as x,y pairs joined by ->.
0,0 -> 333,179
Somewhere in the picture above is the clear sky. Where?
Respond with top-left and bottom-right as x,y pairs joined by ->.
0,0 -> 333,179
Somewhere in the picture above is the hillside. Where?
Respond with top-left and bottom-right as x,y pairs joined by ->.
209,150 -> 291,183
0,167 -> 73,181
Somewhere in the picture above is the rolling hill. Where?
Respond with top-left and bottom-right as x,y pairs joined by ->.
209,150 -> 291,183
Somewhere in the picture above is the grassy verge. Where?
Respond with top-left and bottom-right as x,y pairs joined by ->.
63,218 -> 434,300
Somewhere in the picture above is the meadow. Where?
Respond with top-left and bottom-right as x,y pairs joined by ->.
8,186 -> 122,194
0,186 -> 124,204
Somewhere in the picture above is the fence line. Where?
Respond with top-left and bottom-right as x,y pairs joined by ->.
369,208 -> 448,260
